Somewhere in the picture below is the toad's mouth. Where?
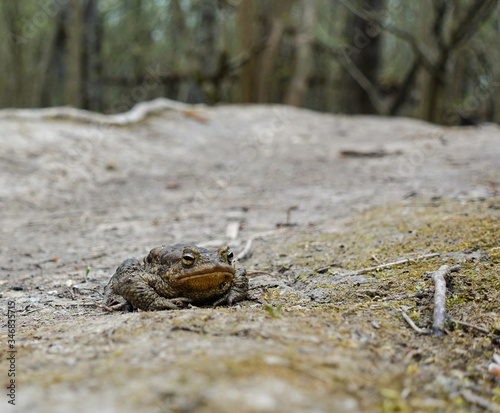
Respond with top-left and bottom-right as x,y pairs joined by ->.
173,270 -> 235,291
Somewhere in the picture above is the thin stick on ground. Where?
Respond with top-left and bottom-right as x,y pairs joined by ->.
341,253 -> 440,276
236,238 -> 253,261
401,310 -> 428,334
431,265 -> 454,336
0,97 -> 193,125
460,389 -> 500,411
449,318 -> 489,335
235,228 -> 291,262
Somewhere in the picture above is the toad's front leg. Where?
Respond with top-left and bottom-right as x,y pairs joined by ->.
213,265 -> 249,306
117,274 -> 192,311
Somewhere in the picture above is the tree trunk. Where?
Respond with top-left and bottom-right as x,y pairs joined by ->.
3,0 -> 24,107
343,0 -> 384,114
495,19 -> 500,124
285,0 -> 318,107
257,0 -> 291,103
195,0 -> 218,103
82,0 -> 103,111
424,1 -> 452,123
236,0 -> 259,102
197,0 -> 218,78
29,19 -> 60,108
64,0 -> 85,107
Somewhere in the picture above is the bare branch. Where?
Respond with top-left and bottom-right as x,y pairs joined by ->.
430,265 -> 454,336
448,318 -> 489,335
340,253 -> 440,276
389,57 -> 420,115
338,0 -> 441,80
315,35 -> 389,115
236,239 -> 253,262
449,0 -> 499,49
381,24 -> 443,81
460,389 -> 500,411
401,310 -> 428,335
285,0 -> 318,106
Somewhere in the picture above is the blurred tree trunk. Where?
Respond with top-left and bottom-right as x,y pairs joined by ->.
285,0 -> 318,106
3,0 -> 24,107
131,0 -> 149,82
169,0 -> 188,68
257,0 -> 291,103
344,0 -> 384,114
496,21 -> 500,124
237,0 -> 259,102
197,0 -> 218,78
196,0 -> 218,103
29,20 -> 59,108
168,0 -> 189,100
424,0 -> 453,123
41,9 -> 67,107
82,0 -> 103,111
64,0 -> 85,107
422,0 -> 498,123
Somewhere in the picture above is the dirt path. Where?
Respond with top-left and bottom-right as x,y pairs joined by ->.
1,103 -> 499,412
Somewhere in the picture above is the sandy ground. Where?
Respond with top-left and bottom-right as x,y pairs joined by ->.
0,103 -> 499,412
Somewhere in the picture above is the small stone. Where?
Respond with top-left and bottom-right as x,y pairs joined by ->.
166,181 -> 180,189
105,159 -> 118,170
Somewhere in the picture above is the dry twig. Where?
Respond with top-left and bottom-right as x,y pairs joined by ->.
460,389 -> 500,412
431,265 -> 450,336
449,318 -> 489,335
401,310 -> 428,335
400,264 -> 463,336
236,238 -> 253,261
343,253 -> 440,276
235,228 -> 290,262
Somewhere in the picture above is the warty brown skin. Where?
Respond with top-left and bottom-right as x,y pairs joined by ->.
102,244 -> 248,311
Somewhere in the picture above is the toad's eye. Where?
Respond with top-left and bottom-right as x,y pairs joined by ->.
222,248 -> 234,263
182,250 -> 197,266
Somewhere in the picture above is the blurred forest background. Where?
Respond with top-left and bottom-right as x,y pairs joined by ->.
1,0 -> 499,125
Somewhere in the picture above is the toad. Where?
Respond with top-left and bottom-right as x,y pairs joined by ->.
100,244 -> 248,311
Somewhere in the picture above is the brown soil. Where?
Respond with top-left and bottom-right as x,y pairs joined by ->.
1,103 -> 500,412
